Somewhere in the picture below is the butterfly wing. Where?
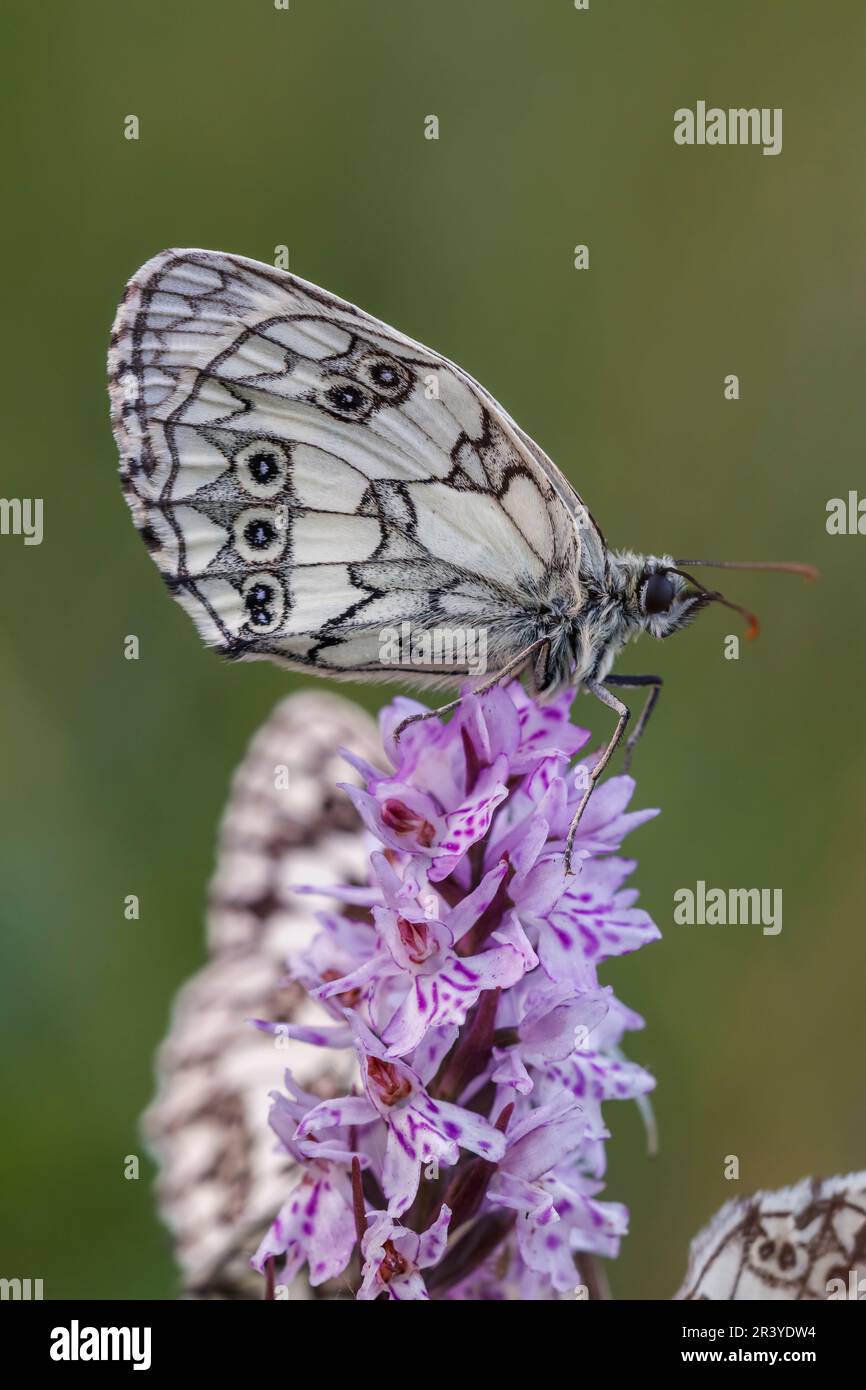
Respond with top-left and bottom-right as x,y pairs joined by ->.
675,1172 -> 866,1300
108,249 -> 600,682
142,691 -> 379,1298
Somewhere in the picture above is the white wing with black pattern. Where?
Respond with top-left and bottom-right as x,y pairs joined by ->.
108,249 -> 600,683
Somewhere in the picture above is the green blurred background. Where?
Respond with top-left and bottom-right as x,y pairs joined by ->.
2,0 -> 865,1299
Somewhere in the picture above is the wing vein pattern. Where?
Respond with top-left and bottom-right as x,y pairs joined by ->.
109,249 -> 602,684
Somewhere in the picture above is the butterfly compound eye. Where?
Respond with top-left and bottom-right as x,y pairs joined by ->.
644,571 -> 675,615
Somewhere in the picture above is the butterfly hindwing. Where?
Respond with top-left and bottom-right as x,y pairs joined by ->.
142,691 -> 380,1297
109,249 -> 595,682
675,1172 -> 866,1300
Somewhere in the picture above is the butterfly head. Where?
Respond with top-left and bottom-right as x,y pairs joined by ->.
607,552 -> 818,648
610,553 -> 718,641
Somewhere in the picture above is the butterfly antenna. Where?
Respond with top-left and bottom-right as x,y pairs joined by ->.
671,568 -> 761,640
674,559 -> 820,581
672,559 -> 819,643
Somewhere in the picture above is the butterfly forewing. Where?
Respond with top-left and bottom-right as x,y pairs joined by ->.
109,249 -> 598,683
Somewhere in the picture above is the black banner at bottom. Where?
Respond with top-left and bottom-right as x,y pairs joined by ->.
3,1295 -> 861,1373
3,1295 -> 863,1374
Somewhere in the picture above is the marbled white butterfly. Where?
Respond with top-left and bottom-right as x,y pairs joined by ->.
108,250 -> 816,869
142,690 -> 379,1299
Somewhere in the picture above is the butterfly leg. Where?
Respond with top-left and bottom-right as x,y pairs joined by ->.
605,674 -> 663,773
393,635 -> 550,742
530,639 -> 552,694
564,680 -> 631,874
